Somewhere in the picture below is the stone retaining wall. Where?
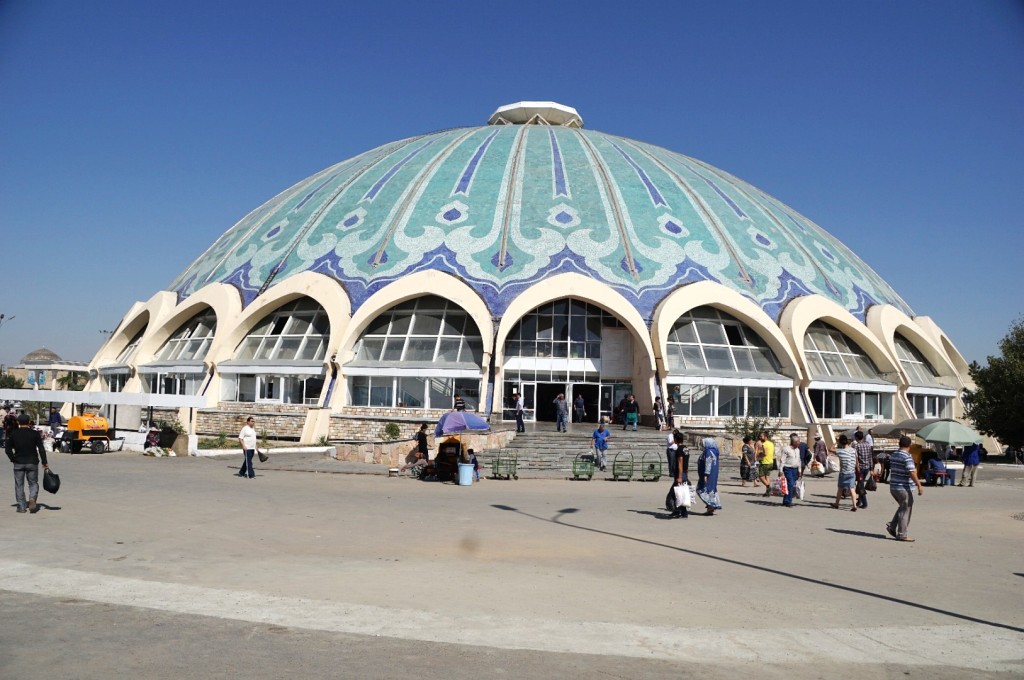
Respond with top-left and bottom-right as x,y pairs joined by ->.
332,429 -> 517,467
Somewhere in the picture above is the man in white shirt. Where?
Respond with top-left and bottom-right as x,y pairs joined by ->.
514,393 -> 525,433
238,416 -> 258,479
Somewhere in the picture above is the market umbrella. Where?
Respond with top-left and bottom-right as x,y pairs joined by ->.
435,411 -> 490,436
915,420 -> 982,446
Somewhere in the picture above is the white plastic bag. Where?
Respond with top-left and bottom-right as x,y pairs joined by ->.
826,455 -> 841,474
794,478 -> 805,500
673,482 -> 692,508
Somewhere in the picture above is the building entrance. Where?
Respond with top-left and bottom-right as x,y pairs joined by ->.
569,383 -> 599,423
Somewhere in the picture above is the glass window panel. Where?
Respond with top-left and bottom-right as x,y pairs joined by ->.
236,337 -> 261,360
437,338 -> 461,362
273,337 -> 302,360
237,375 -> 257,402
569,342 -> 586,359
748,388 -> 769,416
441,312 -> 466,336
851,354 -> 878,379
428,377 -> 453,409
704,347 -> 735,371
354,337 -> 382,360
365,315 -> 391,336
270,317 -> 287,335
665,346 -> 684,371
298,338 -> 324,361
554,316 -> 569,342
182,339 -> 205,360
733,347 -> 755,372
255,338 -> 276,360
287,316 -> 312,336
397,377 -> 426,408
519,315 -> 537,339
505,340 -> 520,358
536,341 -> 552,357
369,379 -> 393,407
454,378 -> 479,410
717,386 -> 743,416
586,316 -> 602,341
805,353 -> 827,377
552,341 -> 568,358
569,318 -> 586,341
571,300 -> 587,316
865,392 -> 879,415
673,321 -> 698,343
822,353 -> 848,377
691,307 -> 718,319
552,299 -> 569,315
311,313 -> 329,337
382,338 -> 405,361
536,315 -> 554,340
304,377 -> 324,404
389,313 -> 411,335
250,317 -> 274,336
682,346 -> 705,370
831,332 -> 852,353
395,299 -> 418,310
845,392 -> 862,416
412,311 -> 442,335
695,320 -> 727,345
770,389 -> 789,417
405,338 -> 437,361
691,386 -> 714,416
585,342 -> 601,359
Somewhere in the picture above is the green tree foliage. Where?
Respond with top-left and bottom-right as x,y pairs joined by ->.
724,415 -> 780,442
0,374 -> 25,389
966,319 -> 1024,451
56,371 -> 86,391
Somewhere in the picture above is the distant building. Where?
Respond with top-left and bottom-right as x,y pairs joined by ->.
10,347 -> 88,390
85,101 -> 970,442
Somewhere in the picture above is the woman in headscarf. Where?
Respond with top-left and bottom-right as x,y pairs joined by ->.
697,437 -> 722,515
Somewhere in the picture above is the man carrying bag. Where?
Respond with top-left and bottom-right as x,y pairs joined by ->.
6,413 -> 49,513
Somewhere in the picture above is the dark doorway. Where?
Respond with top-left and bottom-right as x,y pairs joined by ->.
571,384 -> 599,423
535,383 -> 565,422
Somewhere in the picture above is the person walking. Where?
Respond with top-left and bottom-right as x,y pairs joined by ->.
813,434 -> 828,466
591,422 -> 611,472
959,442 -> 980,487
778,433 -> 803,507
6,413 -> 49,513
48,407 -> 63,433
739,436 -> 756,487
887,436 -> 924,541
653,396 -> 666,431
552,393 -> 569,433
696,437 -> 722,516
237,416 -> 258,479
622,394 -> 639,431
666,427 -> 682,479
853,431 -> 873,508
830,435 -> 859,511
756,431 -> 775,497
573,394 -> 586,424
513,392 -> 526,433
670,434 -> 691,518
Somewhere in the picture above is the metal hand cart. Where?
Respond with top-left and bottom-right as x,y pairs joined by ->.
490,449 -> 518,480
611,451 -> 634,481
640,452 -> 663,481
572,452 -> 596,480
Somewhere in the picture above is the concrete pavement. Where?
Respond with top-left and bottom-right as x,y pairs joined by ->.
2,449 -> 1022,678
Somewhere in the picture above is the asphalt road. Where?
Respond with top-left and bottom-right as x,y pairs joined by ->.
2,451 -> 1022,679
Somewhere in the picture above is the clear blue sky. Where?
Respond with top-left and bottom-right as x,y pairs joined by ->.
1,0 -> 1021,369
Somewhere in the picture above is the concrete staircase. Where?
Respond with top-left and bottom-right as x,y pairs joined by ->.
484,425 -> 671,473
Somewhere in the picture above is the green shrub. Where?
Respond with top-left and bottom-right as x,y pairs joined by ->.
380,422 -> 401,441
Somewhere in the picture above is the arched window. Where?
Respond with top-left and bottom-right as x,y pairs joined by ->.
99,326 -> 146,392
221,299 -> 330,405
347,296 -> 483,410
666,307 -> 778,374
665,307 -> 790,419
803,321 -> 894,420
895,335 -> 954,418
140,310 -> 217,395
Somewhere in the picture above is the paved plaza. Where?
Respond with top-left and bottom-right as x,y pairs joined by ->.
2,449 -> 1023,679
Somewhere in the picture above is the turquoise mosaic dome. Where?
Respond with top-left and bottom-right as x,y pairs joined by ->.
169,103 -> 913,322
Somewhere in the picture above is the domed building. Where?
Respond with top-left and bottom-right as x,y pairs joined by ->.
86,102 -> 970,443
11,347 -> 88,390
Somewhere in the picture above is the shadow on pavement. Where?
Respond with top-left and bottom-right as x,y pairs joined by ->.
490,503 -> 1024,635
827,528 -> 889,540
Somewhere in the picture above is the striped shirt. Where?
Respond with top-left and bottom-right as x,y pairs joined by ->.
889,450 -> 917,490
854,440 -> 873,470
835,447 -> 857,474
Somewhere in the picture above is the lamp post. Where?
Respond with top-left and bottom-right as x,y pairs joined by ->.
0,313 -> 14,331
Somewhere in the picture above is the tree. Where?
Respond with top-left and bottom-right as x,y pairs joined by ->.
56,371 -> 86,391
0,374 -> 25,389
724,415 -> 781,442
966,319 -> 1024,452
